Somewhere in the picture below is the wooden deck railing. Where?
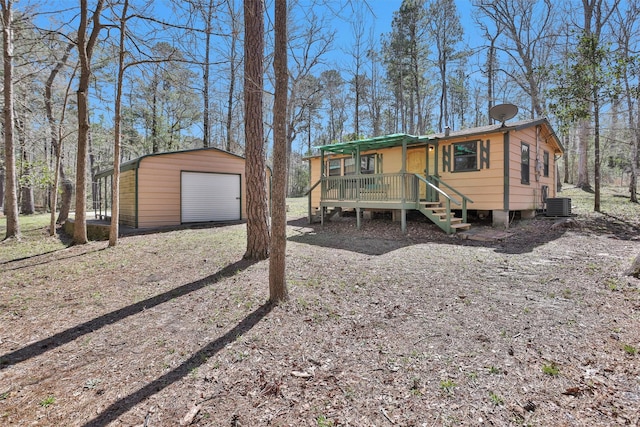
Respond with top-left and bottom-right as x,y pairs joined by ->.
322,173 -> 416,202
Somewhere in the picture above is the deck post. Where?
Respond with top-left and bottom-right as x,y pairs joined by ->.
402,138 -> 408,233
462,199 -> 468,223
356,207 -> 361,229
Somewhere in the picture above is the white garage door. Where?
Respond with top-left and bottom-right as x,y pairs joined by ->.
181,172 -> 241,222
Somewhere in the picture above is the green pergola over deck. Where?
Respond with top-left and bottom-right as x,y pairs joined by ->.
315,133 -> 436,179
316,133 -> 428,156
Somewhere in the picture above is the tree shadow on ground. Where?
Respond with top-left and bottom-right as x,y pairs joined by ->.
82,302 -> 273,427
0,258 -> 257,369
0,225 -> 74,268
287,215 -> 571,256
287,217 -> 418,256
98,218 -> 246,238
593,212 -> 640,241
0,245 -> 106,272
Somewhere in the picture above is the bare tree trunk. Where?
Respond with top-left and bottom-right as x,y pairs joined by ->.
614,4 -> 640,203
439,60 -> 447,132
476,0 -> 552,119
74,0 -> 104,245
593,91 -> 601,210
631,110 -> 639,203
2,0 -> 19,239
563,132 -> 570,184
45,43 -> 74,233
0,169 -> 4,213
225,0 -> 239,153
202,0 -> 214,149
576,118 -> 591,191
75,87 -> 89,244
58,178 -> 73,223
19,133 -> 34,215
50,144 -> 63,235
243,0 -> 270,260
88,115 -> 97,213
269,0 -> 288,303
151,75 -> 159,152
109,0 -> 129,247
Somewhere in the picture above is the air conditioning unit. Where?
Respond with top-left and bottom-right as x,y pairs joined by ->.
546,197 -> 571,217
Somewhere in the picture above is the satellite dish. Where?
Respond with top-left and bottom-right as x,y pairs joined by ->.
489,103 -> 518,126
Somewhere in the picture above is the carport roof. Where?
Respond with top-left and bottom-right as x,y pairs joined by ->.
95,146 -> 245,179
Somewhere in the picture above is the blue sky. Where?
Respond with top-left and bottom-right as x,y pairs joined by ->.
333,0 -> 481,47
327,0 -> 484,70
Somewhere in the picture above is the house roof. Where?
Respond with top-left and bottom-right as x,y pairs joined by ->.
429,118 -> 564,152
313,117 -> 564,156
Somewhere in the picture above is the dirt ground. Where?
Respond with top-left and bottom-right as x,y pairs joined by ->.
1,196 -> 639,426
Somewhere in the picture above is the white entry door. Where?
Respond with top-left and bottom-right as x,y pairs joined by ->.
181,172 -> 241,222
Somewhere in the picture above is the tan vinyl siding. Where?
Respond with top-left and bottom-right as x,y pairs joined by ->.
309,156 -> 322,210
379,146 -> 404,172
438,131 -> 505,211
508,126 -> 558,211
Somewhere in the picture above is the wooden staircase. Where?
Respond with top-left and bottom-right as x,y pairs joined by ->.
417,201 -> 471,234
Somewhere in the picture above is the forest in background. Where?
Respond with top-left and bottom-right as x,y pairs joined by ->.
1,0 -> 639,229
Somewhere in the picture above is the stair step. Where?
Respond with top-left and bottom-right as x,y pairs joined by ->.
451,223 -> 471,230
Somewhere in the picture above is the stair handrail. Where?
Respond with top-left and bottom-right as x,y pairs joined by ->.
426,175 -> 474,223
304,178 -> 322,196
305,178 -> 323,223
413,174 -> 454,233
428,175 -> 474,205
413,174 -> 460,205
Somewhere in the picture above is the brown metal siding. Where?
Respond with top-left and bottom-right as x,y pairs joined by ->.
120,170 -> 137,227
134,150 -> 246,228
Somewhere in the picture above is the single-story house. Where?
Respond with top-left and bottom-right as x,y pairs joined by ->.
95,147 -> 269,228
307,117 -> 564,233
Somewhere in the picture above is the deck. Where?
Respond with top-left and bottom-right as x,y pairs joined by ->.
310,173 -> 473,234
